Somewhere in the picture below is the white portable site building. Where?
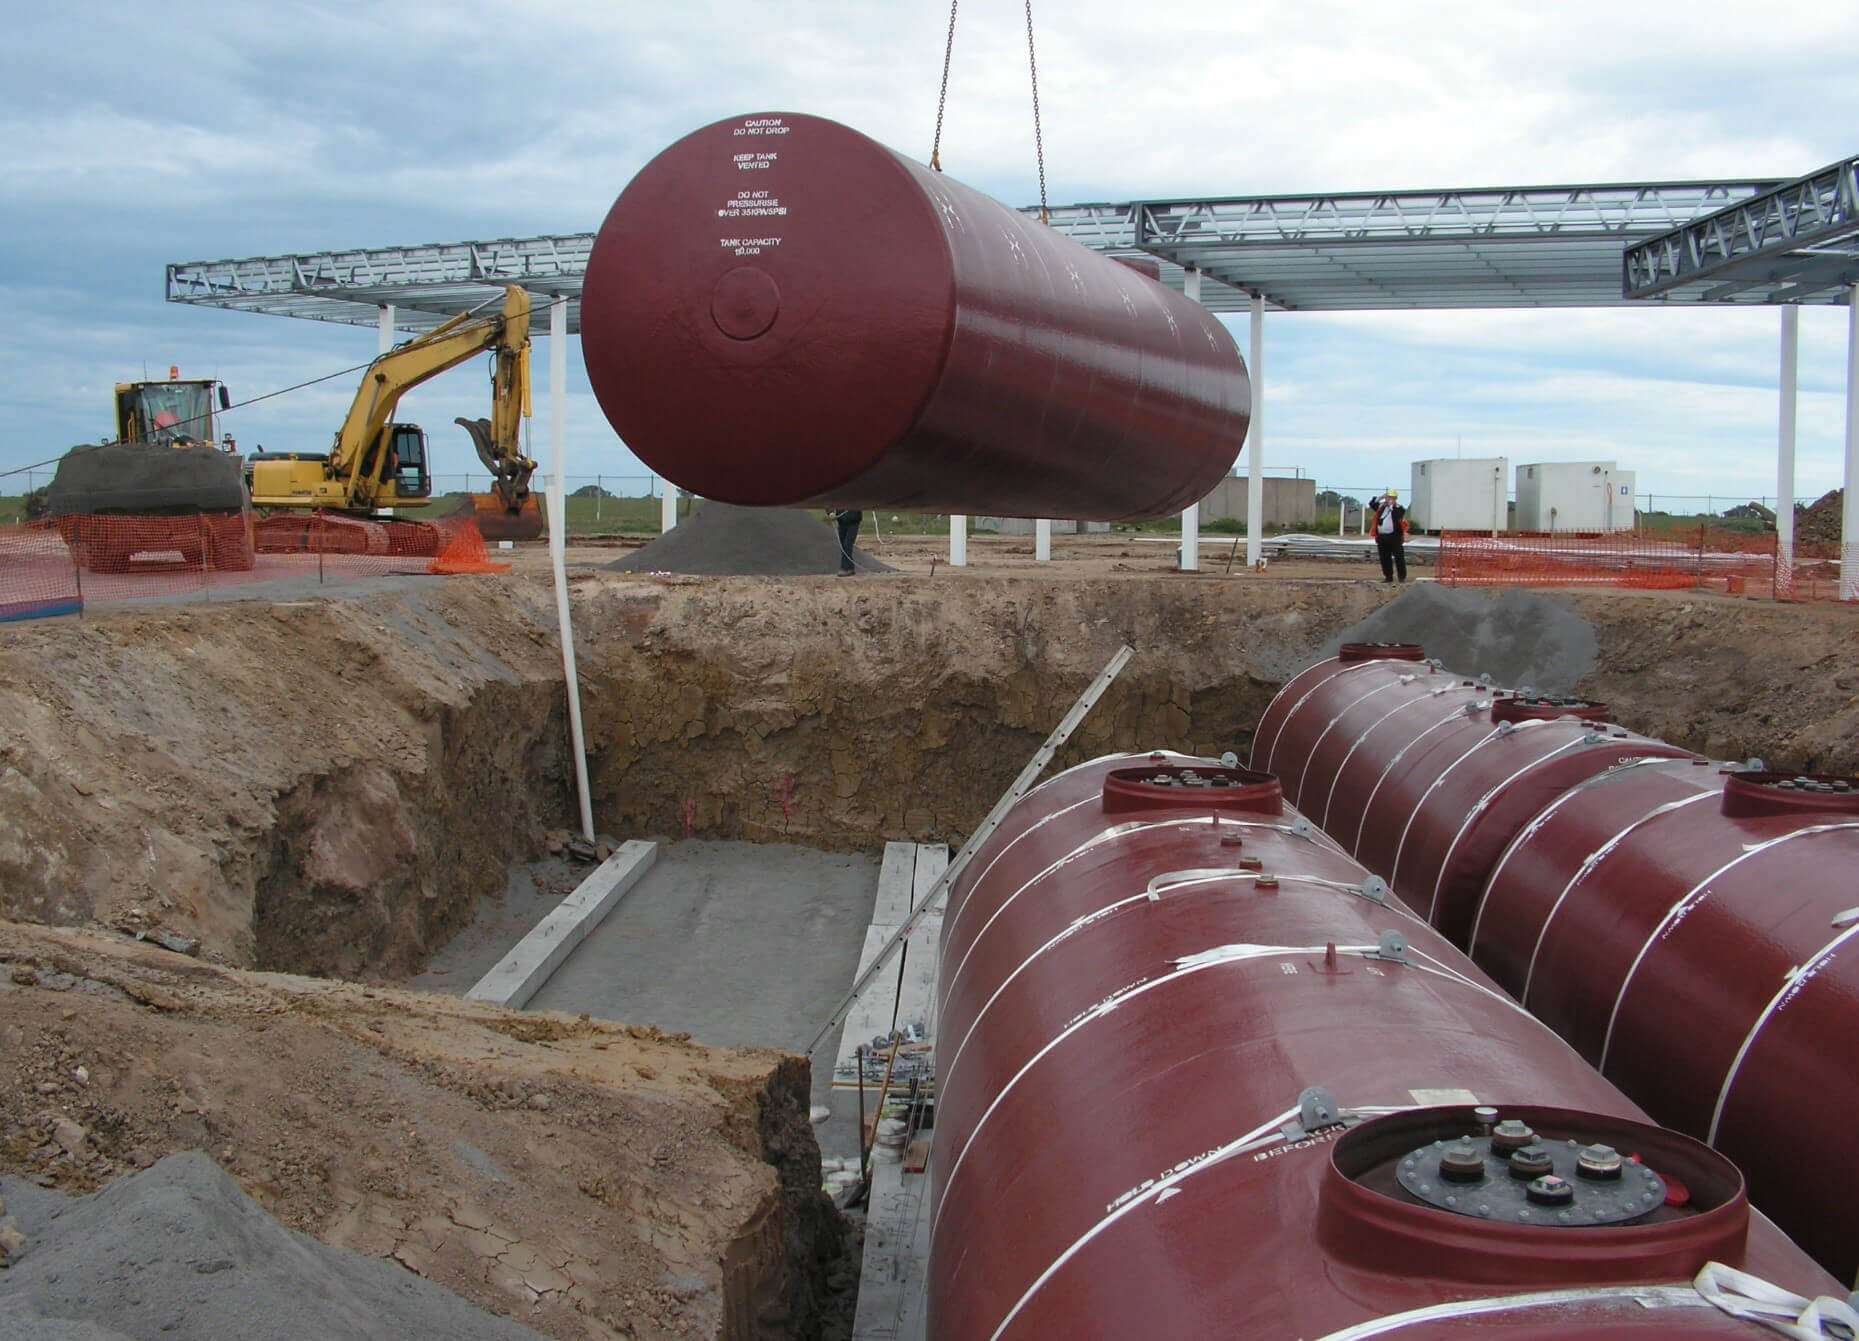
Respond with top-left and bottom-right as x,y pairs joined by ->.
1515,461 -> 1637,532
1409,458 -> 1508,533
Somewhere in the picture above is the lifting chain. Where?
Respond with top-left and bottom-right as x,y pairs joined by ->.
1024,0 -> 1048,225
929,0 -> 959,172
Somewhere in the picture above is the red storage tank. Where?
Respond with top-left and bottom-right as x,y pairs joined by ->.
1250,647 -> 1690,947
579,112 -> 1251,520
931,750 -> 1836,1338
1472,760 -> 1859,1282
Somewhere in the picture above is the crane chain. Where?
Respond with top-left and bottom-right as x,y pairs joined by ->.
1025,0 -> 1048,224
930,0 -> 959,172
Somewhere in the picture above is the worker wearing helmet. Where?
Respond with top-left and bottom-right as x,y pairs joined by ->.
1370,488 -> 1407,583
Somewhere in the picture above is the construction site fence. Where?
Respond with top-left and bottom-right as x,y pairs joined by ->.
0,512 -> 507,623
1437,528 -> 1855,602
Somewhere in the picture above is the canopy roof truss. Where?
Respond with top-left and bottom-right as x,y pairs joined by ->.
169,174 -> 1855,331
1623,154 -> 1859,304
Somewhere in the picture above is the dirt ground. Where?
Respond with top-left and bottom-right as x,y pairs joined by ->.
1,532 -> 1855,1337
0,921 -> 842,1339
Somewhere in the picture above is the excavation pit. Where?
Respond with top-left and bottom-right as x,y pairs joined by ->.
1,539 -> 1855,1338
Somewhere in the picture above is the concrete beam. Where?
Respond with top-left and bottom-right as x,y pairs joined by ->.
466,840 -> 658,1009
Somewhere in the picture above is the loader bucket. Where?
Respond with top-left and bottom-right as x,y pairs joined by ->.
462,491 -> 545,542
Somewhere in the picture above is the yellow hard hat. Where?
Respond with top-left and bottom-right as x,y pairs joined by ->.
1385,488 -> 1398,499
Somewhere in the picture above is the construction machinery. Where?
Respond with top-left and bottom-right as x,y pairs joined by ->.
247,284 -> 543,548
44,372 -> 255,572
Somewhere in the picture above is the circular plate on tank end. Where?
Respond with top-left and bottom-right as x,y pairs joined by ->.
579,111 -> 955,508
710,267 -> 780,340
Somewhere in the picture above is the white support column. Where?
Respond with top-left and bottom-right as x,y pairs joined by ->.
1180,267 -> 1203,573
1778,305 -> 1798,597
377,304 -> 395,355
1035,518 -> 1052,562
1247,292 -> 1265,569
1845,286 -> 1859,601
660,481 -> 677,532
949,513 -> 967,566
547,294 -> 595,841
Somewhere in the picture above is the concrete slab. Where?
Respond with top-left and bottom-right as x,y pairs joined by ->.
465,841 -> 657,1008
851,1155 -> 932,1341
833,844 -> 947,1092
524,840 -> 880,1057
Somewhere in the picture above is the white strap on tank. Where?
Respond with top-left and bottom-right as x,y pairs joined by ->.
1310,1284 -> 1709,1339
1693,1261 -> 1859,1339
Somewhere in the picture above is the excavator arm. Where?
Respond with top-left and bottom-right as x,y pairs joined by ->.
328,285 -> 538,516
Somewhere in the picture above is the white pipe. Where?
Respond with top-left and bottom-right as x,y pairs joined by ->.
1247,293 -> 1265,569
1845,286 -> 1859,601
547,294 -> 595,841
950,513 -> 968,566
1181,267 -> 1202,573
660,480 -> 677,532
1778,305 -> 1798,595
1035,518 -> 1051,562
377,304 -> 394,355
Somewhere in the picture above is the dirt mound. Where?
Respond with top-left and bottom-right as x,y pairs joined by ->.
607,504 -> 891,575
1796,488 -> 1845,546
0,1152 -> 541,1340
0,922 -> 842,1340
1328,585 -> 1599,693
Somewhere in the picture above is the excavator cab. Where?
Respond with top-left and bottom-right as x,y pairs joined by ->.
379,424 -> 432,503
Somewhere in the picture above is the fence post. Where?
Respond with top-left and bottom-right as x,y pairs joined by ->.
199,514 -> 211,598
595,475 -> 602,522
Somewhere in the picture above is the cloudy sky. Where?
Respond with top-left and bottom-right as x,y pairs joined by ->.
3,1 -> 1856,508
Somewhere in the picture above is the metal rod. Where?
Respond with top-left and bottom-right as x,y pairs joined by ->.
804,642 -> 1135,1055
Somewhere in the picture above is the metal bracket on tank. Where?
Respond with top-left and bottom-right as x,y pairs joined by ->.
1478,673 -> 1494,687
1219,751 -> 1239,768
1349,875 -> 1391,906
1282,1086 -> 1356,1140
1290,816 -> 1317,841
1366,930 -> 1411,965
1462,700 -> 1490,718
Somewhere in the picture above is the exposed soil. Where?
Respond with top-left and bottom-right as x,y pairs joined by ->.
0,921 -> 841,1340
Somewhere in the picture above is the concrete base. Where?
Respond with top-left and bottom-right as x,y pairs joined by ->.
465,841 -> 657,1008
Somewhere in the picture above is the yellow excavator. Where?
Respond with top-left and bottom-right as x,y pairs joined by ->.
247,284 -> 543,546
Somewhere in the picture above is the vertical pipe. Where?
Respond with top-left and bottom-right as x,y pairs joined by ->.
377,304 -> 394,355
1035,518 -> 1051,562
548,294 -> 596,841
950,513 -> 968,567
660,481 -> 677,532
1778,305 -> 1798,597
1247,292 -> 1265,569
1180,267 -> 1203,573
1846,287 -> 1859,601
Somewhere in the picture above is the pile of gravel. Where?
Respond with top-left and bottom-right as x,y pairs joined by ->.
608,502 -> 892,575
1324,584 -> 1598,693
0,1153 -> 541,1340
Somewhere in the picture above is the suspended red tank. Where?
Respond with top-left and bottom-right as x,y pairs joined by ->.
579,112 -> 1251,520
1250,646 -> 1690,947
1471,760 -> 1859,1282
931,750 -> 1836,1338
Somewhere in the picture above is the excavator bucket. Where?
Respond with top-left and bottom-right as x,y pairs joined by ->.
460,491 -> 545,541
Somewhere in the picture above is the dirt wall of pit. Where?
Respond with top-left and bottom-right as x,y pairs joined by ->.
0,573 -> 1852,978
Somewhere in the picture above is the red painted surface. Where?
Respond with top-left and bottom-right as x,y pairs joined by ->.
1472,758 -> 1859,1283
1249,655 -> 1688,946
929,751 -> 1835,1339
579,112 -> 1250,520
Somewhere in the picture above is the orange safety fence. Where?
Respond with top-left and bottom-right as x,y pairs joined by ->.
1438,528 -> 1852,602
0,511 -> 509,622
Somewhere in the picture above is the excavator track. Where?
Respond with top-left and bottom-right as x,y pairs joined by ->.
253,511 -> 441,557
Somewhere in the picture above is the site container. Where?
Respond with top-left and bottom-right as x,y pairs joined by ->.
1515,461 -> 1636,532
1409,458 -> 1508,533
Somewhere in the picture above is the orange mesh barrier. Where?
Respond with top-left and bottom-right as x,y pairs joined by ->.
0,512 -> 510,621
429,518 -> 511,575
1437,529 -> 1780,594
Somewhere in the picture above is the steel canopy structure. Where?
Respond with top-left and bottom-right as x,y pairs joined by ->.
1624,155 -> 1859,304
165,177 -> 1797,329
